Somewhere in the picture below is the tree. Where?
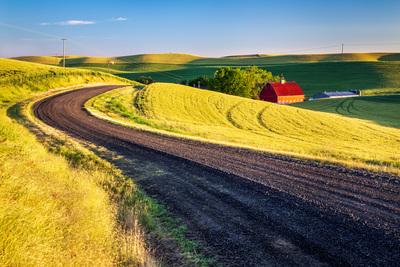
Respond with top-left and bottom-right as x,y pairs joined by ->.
209,66 -> 279,99
244,66 -> 278,99
135,76 -> 154,85
188,76 -> 211,88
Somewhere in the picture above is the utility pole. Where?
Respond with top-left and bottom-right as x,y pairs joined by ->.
341,43 -> 344,54
108,60 -> 115,72
61,38 -> 67,67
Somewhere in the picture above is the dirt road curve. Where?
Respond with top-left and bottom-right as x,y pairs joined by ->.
34,85 -> 400,266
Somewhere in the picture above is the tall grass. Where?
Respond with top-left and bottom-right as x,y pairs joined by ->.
0,58 -> 156,266
0,111 -> 116,266
1,59 -> 212,267
88,83 -> 400,175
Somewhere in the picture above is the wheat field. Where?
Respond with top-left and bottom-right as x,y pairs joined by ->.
89,83 -> 400,174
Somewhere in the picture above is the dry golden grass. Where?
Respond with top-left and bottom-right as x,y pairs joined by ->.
0,58 -> 158,266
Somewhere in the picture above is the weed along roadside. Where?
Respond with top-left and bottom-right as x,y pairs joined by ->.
23,94 -> 213,267
0,59 -> 212,266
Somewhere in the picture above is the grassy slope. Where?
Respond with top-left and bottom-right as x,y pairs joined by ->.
294,95 -> 400,128
88,83 -> 400,174
0,59 -> 143,266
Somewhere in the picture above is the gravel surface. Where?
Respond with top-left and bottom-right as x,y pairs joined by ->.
34,85 -> 400,266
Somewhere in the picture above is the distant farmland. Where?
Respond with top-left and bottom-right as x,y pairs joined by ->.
14,53 -> 400,96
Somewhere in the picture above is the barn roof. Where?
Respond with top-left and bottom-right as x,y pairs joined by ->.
269,82 -> 304,96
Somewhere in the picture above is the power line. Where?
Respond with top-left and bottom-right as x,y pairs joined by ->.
0,22 -> 110,57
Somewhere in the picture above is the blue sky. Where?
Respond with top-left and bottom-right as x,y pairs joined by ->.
1,0 -> 400,57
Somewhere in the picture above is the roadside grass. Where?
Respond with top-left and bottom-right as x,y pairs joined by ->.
88,83 -> 400,175
0,59 -> 133,266
22,100 -> 212,267
294,95 -> 400,128
1,108 -> 120,266
0,58 -> 213,266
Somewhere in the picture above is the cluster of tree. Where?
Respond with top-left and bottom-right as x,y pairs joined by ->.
135,76 -> 154,85
180,76 -> 211,88
182,66 -> 280,99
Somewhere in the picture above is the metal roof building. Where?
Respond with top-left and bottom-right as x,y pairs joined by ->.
312,90 -> 360,100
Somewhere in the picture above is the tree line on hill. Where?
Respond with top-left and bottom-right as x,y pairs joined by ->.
135,66 -> 280,99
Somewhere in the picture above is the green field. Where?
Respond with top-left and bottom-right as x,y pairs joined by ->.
112,61 -> 400,96
0,59 -> 159,266
15,52 -> 400,97
14,52 -> 400,65
294,95 -> 400,128
87,83 -> 400,175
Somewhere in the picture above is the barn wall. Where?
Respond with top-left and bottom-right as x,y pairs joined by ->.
277,95 -> 304,104
260,84 -> 278,102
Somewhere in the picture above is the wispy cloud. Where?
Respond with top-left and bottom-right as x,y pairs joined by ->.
112,17 -> 128,21
58,20 -> 96,26
39,17 -> 126,26
40,20 -> 96,26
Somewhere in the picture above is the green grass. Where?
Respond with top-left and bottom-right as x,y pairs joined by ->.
294,95 -> 400,128
14,52 -> 400,65
14,53 -> 400,97
361,88 -> 400,96
112,61 -> 400,97
88,83 -> 400,175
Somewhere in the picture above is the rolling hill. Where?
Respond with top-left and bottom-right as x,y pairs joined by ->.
14,52 -> 400,65
294,95 -> 400,128
87,83 -> 400,174
13,52 -> 400,96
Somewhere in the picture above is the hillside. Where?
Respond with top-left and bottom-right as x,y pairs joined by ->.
87,83 -> 400,174
14,52 -> 400,65
13,53 -> 400,96
0,59 -> 157,266
294,95 -> 400,128
0,59 -> 128,103
13,55 -> 84,65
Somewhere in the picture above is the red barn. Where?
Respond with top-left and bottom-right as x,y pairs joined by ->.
260,81 -> 305,104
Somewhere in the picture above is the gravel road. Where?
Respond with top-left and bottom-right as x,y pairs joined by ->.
33,85 -> 400,266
